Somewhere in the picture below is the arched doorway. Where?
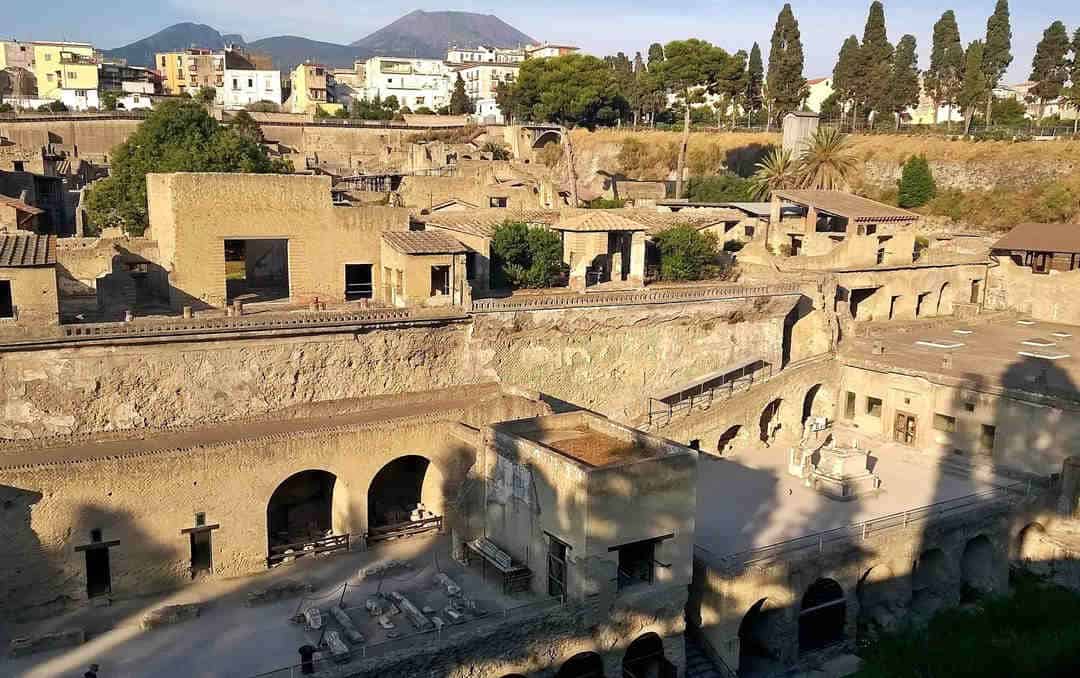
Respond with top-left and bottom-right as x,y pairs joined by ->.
267,470 -> 339,563
717,425 -> 743,456
936,282 -> 952,315
367,455 -> 444,540
961,535 -> 1000,598
623,632 -> 673,678
532,129 -> 562,150
911,548 -> 951,617
856,565 -> 907,641
759,399 -> 783,444
556,651 -> 604,678
1016,523 -> 1055,577
801,384 -> 823,425
738,598 -> 782,675
798,578 -> 846,654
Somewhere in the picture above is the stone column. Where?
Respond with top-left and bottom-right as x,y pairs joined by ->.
629,231 -> 647,287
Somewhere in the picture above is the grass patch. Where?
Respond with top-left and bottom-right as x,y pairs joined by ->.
857,573 -> 1080,678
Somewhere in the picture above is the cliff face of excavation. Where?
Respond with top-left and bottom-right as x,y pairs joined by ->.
0,298 -> 795,440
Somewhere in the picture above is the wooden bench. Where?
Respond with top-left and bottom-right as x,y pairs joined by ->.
465,538 -> 532,594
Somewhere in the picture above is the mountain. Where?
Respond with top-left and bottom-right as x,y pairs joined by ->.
104,11 -> 536,70
350,10 -> 535,57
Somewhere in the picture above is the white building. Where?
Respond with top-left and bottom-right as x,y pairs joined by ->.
446,45 -> 526,65
116,91 -> 153,110
802,77 -> 834,114
360,57 -> 451,111
455,63 -> 519,123
217,68 -> 281,110
524,43 -> 579,59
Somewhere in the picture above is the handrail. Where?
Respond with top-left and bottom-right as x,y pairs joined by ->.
470,283 -> 800,313
695,480 -> 1032,573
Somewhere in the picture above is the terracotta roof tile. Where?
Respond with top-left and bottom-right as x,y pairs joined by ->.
553,211 -> 647,232
415,209 -> 562,238
0,232 -> 55,267
0,195 -> 45,215
382,230 -> 467,255
774,190 -> 919,223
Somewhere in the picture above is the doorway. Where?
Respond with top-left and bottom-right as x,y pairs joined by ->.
190,530 -> 213,578
85,548 -> 111,598
970,279 -> 982,304
893,412 -> 917,445
225,238 -> 290,304
547,536 -> 568,598
430,265 -> 451,296
344,264 -> 373,300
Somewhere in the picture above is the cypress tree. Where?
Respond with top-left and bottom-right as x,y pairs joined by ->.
959,41 -> 988,134
1066,29 -> 1080,132
832,35 -> 861,126
981,0 -> 1013,122
857,1 -> 895,125
890,35 -> 921,129
647,43 -> 665,68
766,3 -> 807,127
1029,21 -> 1071,119
747,43 -> 765,117
449,73 -> 473,115
898,155 -> 936,208
927,11 -> 965,127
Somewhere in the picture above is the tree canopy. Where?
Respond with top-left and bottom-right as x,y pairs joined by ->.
653,225 -> 720,281
890,35 -> 921,124
502,54 -> 628,128
766,3 -> 807,122
981,1 -> 1013,93
927,11 -> 965,117
449,74 -> 474,115
490,221 -> 567,288
85,100 -> 289,235
1029,21 -> 1071,111
747,43 -> 765,116
898,155 -> 936,208
959,40 -> 989,131
857,1 -> 895,122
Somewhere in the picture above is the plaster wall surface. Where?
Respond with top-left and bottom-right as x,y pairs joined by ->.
986,258 -> 1080,325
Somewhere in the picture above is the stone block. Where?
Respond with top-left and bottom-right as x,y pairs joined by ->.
141,603 -> 202,630
8,628 -> 85,657
245,579 -> 312,607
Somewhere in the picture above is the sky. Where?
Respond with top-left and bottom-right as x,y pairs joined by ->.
5,1 -> 1079,83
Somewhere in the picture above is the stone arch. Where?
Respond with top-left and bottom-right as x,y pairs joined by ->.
738,598 -> 783,675
266,469 -> 347,557
557,651 -> 604,678
759,398 -> 783,444
961,534 -> 1002,597
936,282 -> 952,316
532,129 -> 562,149
1016,523 -> 1055,576
799,578 -> 846,654
911,548 -> 952,617
856,564 -> 908,641
801,384 -> 824,425
623,632 -> 668,678
717,425 -> 743,456
366,454 -> 445,531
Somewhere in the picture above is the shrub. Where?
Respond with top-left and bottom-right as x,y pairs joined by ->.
686,173 -> 755,203
586,198 -> 626,209
898,155 -> 936,208
1031,182 -> 1079,223
37,100 -> 68,113
480,141 -> 511,160
653,225 -> 719,281
491,222 -> 567,289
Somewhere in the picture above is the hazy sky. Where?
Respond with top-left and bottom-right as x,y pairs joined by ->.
5,1 -> 1078,82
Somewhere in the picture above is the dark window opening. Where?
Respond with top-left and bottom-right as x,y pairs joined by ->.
190,530 -> 213,578
225,238 -> 290,304
688,439 -> 701,450
195,512 -> 206,526
547,536 -> 568,598
970,279 -> 982,304
894,412 -> 917,445
866,397 -> 883,418
876,247 -> 886,265
430,265 -> 450,296
980,424 -> 996,454
12,161 -> 25,172
964,402 -> 976,413
344,263 -> 373,300
888,295 -> 900,320
267,470 -> 336,550
0,281 -> 13,318
489,196 -> 508,208
368,456 -> 430,529
799,578 -> 846,653
85,548 -> 111,598
615,538 -> 658,590
844,391 -> 856,419
850,288 -> 878,319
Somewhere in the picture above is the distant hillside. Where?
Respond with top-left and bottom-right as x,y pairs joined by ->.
105,11 -> 536,70
351,10 -> 535,57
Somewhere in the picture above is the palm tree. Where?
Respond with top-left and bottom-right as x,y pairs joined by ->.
750,146 -> 798,199
796,127 -> 858,191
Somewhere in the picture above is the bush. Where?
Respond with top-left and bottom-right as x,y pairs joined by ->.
245,100 -> 280,113
897,155 -> 936,208
686,173 -> 755,203
653,225 -> 719,281
491,222 -> 567,289
37,100 -> 68,113
0,103 -> 14,113
585,198 -> 626,209
480,141 -> 511,160
1031,182 -> 1079,223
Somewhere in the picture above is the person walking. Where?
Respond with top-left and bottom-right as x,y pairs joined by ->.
84,664 -> 100,678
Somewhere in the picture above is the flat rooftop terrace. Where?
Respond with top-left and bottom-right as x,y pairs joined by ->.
694,432 -> 1012,559
843,317 -> 1080,402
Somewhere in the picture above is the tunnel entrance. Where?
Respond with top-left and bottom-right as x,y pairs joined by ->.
799,578 -> 846,654
759,399 -> 783,444
961,535 -> 999,599
366,455 -> 443,543
267,470 -> 340,566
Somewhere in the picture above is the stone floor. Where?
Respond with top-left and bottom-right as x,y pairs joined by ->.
1,534 -> 541,678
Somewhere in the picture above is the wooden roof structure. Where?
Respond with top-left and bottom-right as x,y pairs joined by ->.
991,223 -> 1080,254
773,190 -> 919,224
382,230 -> 467,255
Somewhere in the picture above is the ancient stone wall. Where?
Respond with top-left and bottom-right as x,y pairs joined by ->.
862,157 -> 1079,192
986,258 -> 1080,326
0,119 -> 141,160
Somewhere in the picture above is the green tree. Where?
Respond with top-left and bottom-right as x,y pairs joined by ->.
890,35 -> 921,129
37,100 -> 68,113
746,42 -> 765,121
382,95 -> 400,111
84,100 -> 287,235
856,1 -> 895,126
766,3 -> 807,127
750,146 -> 798,199
981,0 -> 1013,123
1064,29 -> 1080,133
686,173 -> 755,202
101,90 -> 119,111
195,86 -> 217,105
990,97 -> 1027,125
653,225 -> 720,281
504,54 -> 628,205
797,127 -> 858,190
1029,21 -> 1071,119
959,41 -> 989,134
490,221 -> 566,288
647,43 -> 665,69
832,35 -> 862,127
655,39 -> 746,199
927,11 -> 965,127
449,73 -> 474,115
245,100 -> 280,113
229,110 -> 264,142
898,155 -> 936,207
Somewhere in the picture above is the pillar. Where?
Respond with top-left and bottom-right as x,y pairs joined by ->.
629,231 -> 647,287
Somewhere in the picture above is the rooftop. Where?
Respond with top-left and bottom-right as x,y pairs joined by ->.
773,190 -> 919,224
0,232 -> 55,267
611,208 -> 743,234
382,230 -> 466,255
991,222 -> 1080,254
415,209 -> 561,238
842,317 -> 1080,404
0,195 -> 44,216
553,211 -> 647,233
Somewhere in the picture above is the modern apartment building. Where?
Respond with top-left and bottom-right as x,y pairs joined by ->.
29,41 -> 99,110
155,48 -> 223,96
360,57 -> 451,111
217,49 -> 280,109
454,63 -> 519,123
286,63 -> 342,115
446,45 -> 526,65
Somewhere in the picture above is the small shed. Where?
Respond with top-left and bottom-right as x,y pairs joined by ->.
0,232 -> 58,325
552,212 -> 648,290
991,223 -> 1080,273
380,230 -> 468,307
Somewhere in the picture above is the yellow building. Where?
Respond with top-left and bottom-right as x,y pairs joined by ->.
30,41 -> 99,109
155,49 -> 223,96
286,63 -> 343,115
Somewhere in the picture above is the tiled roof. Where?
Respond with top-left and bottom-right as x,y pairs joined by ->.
0,195 -> 45,215
382,230 -> 467,255
415,209 -> 562,238
773,190 -> 919,223
992,223 -> 1080,254
553,211 -> 647,232
612,208 -> 743,234
0,232 -> 56,267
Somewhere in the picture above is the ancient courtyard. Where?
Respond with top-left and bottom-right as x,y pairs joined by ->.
4,3 -> 1080,678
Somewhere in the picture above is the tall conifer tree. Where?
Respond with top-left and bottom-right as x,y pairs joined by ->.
889,35 -> 921,129
747,43 -> 765,119
926,11 -> 965,127
1029,21 -> 1071,119
857,1 -> 895,125
959,41 -> 989,134
832,35 -> 861,127
766,3 -> 807,127
981,0 -> 1013,122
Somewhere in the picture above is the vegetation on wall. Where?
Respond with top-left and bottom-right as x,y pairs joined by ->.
85,100 -> 291,235
490,221 -> 567,289
653,225 -> 721,281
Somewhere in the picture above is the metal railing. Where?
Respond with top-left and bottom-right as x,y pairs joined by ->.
696,480 -> 1033,574
365,515 -> 443,544
647,363 -> 773,429
470,283 -> 800,313
267,534 -> 350,568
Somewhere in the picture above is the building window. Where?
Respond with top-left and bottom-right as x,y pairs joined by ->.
745,225 -> 755,237
866,397 -> 883,418
614,538 -> 661,590
547,535 -> 568,598
963,402 -> 976,413
0,281 -> 14,318
980,425 -> 996,454
489,196 -> 508,208
844,391 -> 856,419
933,413 -> 957,433
430,266 -> 451,296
